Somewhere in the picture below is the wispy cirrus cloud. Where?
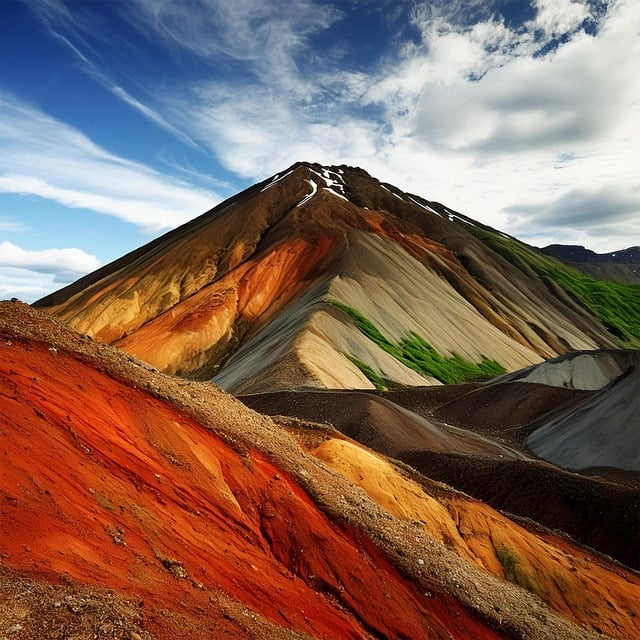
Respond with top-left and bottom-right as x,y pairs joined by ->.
0,217 -> 29,233
0,95 -> 219,232
15,0 -> 640,253
120,0 -> 341,81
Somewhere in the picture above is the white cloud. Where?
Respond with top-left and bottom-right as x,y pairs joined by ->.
0,241 -> 100,273
532,0 -> 590,38
16,0 -> 640,254
353,0 -> 640,251
123,0 -> 340,81
172,83 -> 381,179
0,242 -> 101,303
506,183 -> 640,246
0,96 -> 219,231
0,267 -> 59,303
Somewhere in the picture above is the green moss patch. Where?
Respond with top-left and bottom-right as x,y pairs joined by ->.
331,300 -> 506,384
347,356 -> 389,390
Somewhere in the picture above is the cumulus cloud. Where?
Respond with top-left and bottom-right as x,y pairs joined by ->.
371,0 -> 631,157
0,241 -> 100,273
0,241 -> 101,302
0,96 -> 219,231
532,0 -> 591,38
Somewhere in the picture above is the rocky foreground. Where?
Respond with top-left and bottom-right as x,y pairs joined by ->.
1,301 -> 639,639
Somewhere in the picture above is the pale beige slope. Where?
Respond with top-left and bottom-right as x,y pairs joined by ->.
212,281 -> 434,394
298,307 -> 437,388
216,230 -> 607,393
496,349 -> 640,390
211,282 -> 329,393
329,231 -> 548,369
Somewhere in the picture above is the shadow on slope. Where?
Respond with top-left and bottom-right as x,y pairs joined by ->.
243,378 -> 640,571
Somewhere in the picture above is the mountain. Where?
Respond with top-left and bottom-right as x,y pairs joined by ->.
541,244 -> 640,284
2,301 -> 640,639
541,244 -> 640,266
7,163 -> 640,638
34,162 -> 640,394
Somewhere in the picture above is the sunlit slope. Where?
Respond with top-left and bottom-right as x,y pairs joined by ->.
3,302 -> 636,638
0,303 -> 502,639
305,436 -> 640,640
35,162 -> 631,392
242,357 -> 640,572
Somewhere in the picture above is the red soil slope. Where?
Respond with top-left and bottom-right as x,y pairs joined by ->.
2,303 -> 636,640
0,332 -> 502,638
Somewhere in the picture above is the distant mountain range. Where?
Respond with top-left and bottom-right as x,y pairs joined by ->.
541,244 -> 640,284
34,162 -> 640,394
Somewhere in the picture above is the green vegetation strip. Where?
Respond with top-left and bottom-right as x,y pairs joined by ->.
347,356 -> 389,390
331,300 -> 506,385
469,226 -> 640,346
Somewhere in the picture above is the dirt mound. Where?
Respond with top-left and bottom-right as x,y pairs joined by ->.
402,452 -> 640,570
420,382 -> 592,433
242,389 -> 523,459
495,349 -> 639,390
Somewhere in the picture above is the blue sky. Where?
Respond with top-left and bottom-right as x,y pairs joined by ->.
1,0 -> 638,302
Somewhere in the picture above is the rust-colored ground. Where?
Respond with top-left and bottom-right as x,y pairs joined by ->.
0,335 -> 501,639
306,437 -> 640,640
2,302 -> 637,640
245,386 -> 640,569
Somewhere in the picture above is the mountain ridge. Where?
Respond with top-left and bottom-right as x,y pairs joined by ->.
33,161 -> 638,394
540,244 -> 640,284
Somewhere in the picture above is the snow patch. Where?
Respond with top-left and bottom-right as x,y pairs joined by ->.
407,195 -> 440,215
310,167 -> 348,199
296,179 -> 318,207
260,168 -> 295,192
444,208 -> 476,226
380,184 -> 407,202
323,187 -> 348,202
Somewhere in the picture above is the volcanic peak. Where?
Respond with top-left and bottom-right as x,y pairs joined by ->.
33,161 -> 636,393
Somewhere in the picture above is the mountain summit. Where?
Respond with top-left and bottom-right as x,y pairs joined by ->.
35,162 -> 637,393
